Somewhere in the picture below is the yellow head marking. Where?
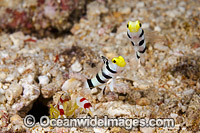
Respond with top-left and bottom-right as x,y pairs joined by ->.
127,20 -> 141,33
112,56 -> 126,67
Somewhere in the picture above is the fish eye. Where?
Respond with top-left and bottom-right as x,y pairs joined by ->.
139,23 -> 142,27
113,60 -> 116,63
127,24 -> 129,28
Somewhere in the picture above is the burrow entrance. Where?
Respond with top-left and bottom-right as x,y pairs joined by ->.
27,95 -> 52,122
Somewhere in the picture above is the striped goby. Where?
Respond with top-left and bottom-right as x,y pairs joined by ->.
127,20 -> 146,59
85,56 -> 126,91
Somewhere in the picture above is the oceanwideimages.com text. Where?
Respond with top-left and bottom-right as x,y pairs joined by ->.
24,115 -> 175,129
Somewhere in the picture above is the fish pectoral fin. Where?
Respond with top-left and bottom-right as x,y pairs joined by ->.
108,79 -> 114,92
136,51 -> 140,59
139,47 -> 147,54
98,84 -> 106,90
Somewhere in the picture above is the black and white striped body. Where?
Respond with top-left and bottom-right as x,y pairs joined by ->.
127,28 -> 146,59
85,56 -> 121,90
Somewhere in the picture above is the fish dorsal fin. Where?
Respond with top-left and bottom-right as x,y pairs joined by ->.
101,56 -> 108,64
